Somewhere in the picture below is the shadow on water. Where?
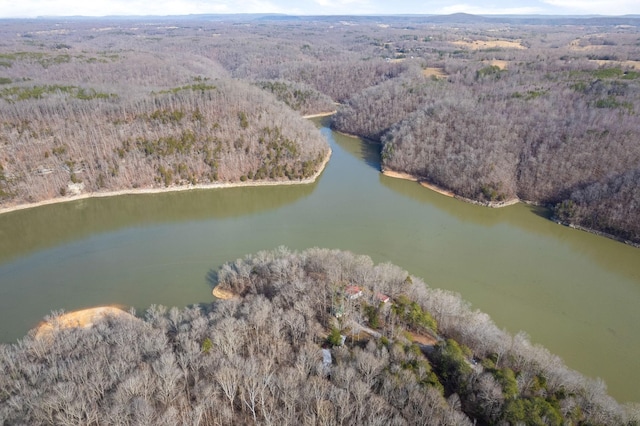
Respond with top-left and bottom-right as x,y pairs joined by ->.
206,268 -> 219,290
322,117 -> 640,286
360,140 -> 382,171
529,204 -> 553,220
0,181 -> 318,264
325,127 -> 382,171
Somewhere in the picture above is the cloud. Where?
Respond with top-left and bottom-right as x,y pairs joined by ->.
0,0 -> 638,17
0,0 -> 287,17
436,3 -> 544,15
541,0 -> 640,15
312,0 -> 376,14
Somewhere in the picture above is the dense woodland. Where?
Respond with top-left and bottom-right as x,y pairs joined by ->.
0,21 -> 333,207
325,20 -> 640,243
1,248 -> 637,424
1,15 -> 639,241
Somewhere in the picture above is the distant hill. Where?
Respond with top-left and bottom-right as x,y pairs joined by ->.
6,13 -> 639,27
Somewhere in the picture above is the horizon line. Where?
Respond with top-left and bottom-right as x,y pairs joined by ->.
2,12 -> 640,20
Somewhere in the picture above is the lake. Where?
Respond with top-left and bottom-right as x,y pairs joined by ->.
1,118 -> 639,403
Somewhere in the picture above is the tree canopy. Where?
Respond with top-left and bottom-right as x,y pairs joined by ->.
1,247 -> 634,424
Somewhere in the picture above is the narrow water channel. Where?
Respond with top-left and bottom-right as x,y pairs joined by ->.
1,119 -> 639,402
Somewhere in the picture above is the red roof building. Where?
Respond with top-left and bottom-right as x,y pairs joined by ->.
345,285 -> 363,299
375,292 -> 390,304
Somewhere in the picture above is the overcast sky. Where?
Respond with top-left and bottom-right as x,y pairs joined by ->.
0,0 -> 638,18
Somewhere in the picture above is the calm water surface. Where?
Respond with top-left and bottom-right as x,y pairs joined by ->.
1,119 -> 639,403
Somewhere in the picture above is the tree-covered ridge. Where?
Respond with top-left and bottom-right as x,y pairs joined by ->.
382,64 -> 639,199
370,65 -> 640,242
4,18 -> 637,241
324,30 -> 640,243
0,26 -> 335,208
0,77 -> 328,206
1,248 -> 634,424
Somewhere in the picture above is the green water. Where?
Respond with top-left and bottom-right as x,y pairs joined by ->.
1,120 -> 639,403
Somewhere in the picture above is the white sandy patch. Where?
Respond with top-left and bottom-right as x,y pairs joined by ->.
452,40 -> 525,50
422,67 -> 447,78
212,287 -> 238,300
35,306 -> 137,339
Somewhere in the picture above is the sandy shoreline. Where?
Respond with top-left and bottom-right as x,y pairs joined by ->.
381,170 -> 419,182
382,168 -> 519,208
420,181 -> 456,198
334,129 -> 380,145
0,148 -> 332,216
382,169 -> 457,198
302,111 -> 337,119
212,286 -> 238,300
35,306 -> 137,339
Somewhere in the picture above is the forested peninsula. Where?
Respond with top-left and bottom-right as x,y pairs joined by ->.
328,22 -> 640,245
0,23 -> 333,212
1,16 -> 638,244
1,248 -> 636,424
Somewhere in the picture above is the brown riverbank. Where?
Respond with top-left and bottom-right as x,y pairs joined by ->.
0,148 -> 331,216
382,168 -> 519,208
334,129 -> 379,144
555,219 -> 640,248
383,168 -> 640,247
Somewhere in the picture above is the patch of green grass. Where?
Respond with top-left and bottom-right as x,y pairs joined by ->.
594,96 -> 633,112
157,77 -> 216,95
0,51 -> 112,68
134,130 -> 196,157
570,81 -> 588,92
0,85 -> 117,102
621,70 -> 640,80
512,89 -> 547,100
476,65 -> 504,79
148,109 -> 185,123
593,68 -> 624,79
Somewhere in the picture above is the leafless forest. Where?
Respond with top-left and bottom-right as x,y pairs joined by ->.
0,19 -> 334,207
1,248 -> 636,425
327,17 -> 640,244
1,15 -> 639,424
1,16 -> 639,242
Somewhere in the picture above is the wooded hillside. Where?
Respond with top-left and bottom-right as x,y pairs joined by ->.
1,17 -> 638,241
0,15 -> 640,242
0,248 -> 635,424
328,25 -> 640,243
1,80 -> 328,204
0,21 -> 332,207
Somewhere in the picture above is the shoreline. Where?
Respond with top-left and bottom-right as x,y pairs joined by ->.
302,111 -> 337,119
212,286 -> 238,300
384,167 -> 639,247
0,147 -> 332,216
334,129 -> 379,145
382,168 -> 518,207
554,219 -> 640,249
35,306 -> 137,339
